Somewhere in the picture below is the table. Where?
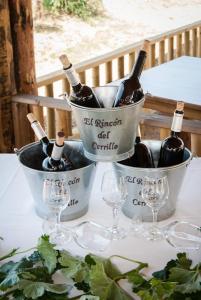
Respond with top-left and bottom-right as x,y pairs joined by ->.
141,56 -> 201,120
0,154 -> 201,294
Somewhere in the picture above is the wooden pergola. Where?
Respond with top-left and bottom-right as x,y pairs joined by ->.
0,0 -> 41,152
1,0 -> 201,154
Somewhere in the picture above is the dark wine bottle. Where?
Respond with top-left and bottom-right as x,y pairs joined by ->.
113,50 -> 146,107
59,54 -> 102,108
42,131 -> 73,172
120,126 -> 155,168
27,113 -> 54,157
158,101 -> 185,168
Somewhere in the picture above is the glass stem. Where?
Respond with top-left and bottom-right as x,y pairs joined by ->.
55,210 -> 61,233
152,208 -> 158,228
112,206 -> 120,234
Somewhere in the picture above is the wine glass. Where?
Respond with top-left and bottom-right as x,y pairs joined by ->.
101,169 -> 128,240
164,220 -> 201,251
43,178 -> 71,246
141,175 -> 169,241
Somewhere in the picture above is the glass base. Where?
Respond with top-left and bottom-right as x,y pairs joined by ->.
108,226 -> 127,240
49,230 -> 71,246
43,220 -> 72,246
73,221 -> 111,252
143,225 -> 164,241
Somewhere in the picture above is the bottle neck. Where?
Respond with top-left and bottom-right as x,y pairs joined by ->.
51,142 -> 64,161
31,121 -> 48,142
130,50 -> 146,79
135,126 -> 142,143
171,111 -> 184,133
63,64 -> 81,88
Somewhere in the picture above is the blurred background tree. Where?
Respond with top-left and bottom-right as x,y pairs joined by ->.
42,0 -> 104,20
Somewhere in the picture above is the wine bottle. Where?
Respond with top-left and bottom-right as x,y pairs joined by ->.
120,126 -> 155,168
27,113 -> 53,157
59,54 -> 102,108
157,101 -> 185,168
42,131 -> 73,171
113,50 -> 146,107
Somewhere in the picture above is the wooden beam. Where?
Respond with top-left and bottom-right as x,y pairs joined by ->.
12,94 -> 72,111
0,0 -> 15,152
9,0 -> 42,147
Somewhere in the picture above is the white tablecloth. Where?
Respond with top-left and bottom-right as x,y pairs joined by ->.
0,154 -> 201,277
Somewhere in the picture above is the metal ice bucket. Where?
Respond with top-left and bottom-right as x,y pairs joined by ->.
69,86 -> 145,162
114,140 -> 192,221
16,140 -> 96,221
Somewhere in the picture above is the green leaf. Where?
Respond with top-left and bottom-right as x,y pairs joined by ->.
19,279 -> 45,299
137,278 -> 176,300
87,254 -> 122,280
150,278 -> 176,298
137,290 -> 153,300
89,261 -> 131,300
59,250 -> 84,279
127,269 -> 149,293
79,296 -> 100,300
89,261 -> 113,299
19,279 -> 71,299
85,254 -> 96,266
24,266 -> 52,283
0,258 -> 33,290
169,266 -> 201,294
0,261 -> 16,274
74,280 -> 90,292
176,253 -> 192,270
12,289 -> 27,299
37,235 -> 58,274
153,253 -> 192,281
28,251 -> 42,264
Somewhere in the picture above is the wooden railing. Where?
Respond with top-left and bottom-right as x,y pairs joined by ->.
13,20 -> 201,144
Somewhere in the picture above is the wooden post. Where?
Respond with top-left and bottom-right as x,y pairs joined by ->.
159,40 -> 165,64
44,84 -> 55,138
92,66 -> 100,87
0,0 -> 15,152
150,44 -> 156,67
168,37 -> 174,61
117,56 -> 124,79
184,31 -> 190,55
142,40 -> 151,69
105,61 -> 112,83
9,0 -> 42,147
128,52 -> 135,73
176,34 -> 182,57
198,26 -> 201,57
191,28 -> 197,57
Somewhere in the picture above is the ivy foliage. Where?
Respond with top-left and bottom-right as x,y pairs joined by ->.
0,236 -> 201,299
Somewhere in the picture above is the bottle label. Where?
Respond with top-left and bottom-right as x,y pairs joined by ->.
51,144 -> 64,161
171,112 -> 183,132
31,122 -> 46,139
64,67 -> 80,86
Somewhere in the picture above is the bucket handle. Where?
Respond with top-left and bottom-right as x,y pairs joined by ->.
14,148 -> 20,156
185,153 -> 194,168
59,92 -> 72,111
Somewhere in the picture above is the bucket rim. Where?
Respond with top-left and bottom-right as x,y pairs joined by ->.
69,89 -> 145,112
115,144 -> 192,172
16,139 -> 96,174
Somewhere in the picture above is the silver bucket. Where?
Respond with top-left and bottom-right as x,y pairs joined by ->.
16,140 -> 96,221
114,140 -> 192,221
69,86 -> 145,162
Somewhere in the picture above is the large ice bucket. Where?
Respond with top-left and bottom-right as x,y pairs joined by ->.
16,140 -> 96,221
69,86 -> 145,162
114,140 -> 192,221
